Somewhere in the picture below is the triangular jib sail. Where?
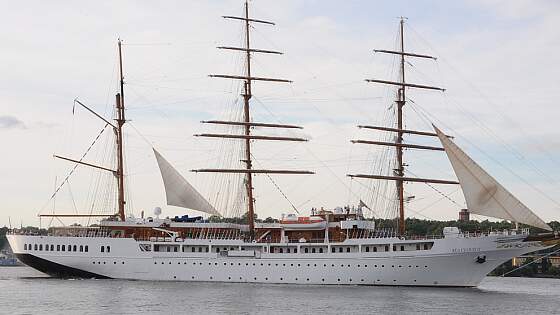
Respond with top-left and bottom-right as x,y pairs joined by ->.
434,126 -> 551,231
153,148 -> 220,216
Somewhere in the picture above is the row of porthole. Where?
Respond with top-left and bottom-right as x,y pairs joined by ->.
92,261 -> 125,265
153,261 -> 429,269
170,276 -> 420,283
23,243 -> 88,253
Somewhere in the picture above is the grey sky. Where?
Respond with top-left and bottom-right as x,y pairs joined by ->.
1,0 -> 559,227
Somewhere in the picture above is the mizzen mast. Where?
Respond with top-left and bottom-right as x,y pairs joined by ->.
116,39 -> 126,221
43,40 -> 128,220
348,18 -> 456,236
193,1 -> 313,235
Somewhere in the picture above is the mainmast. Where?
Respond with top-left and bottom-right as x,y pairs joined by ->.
116,39 -> 126,221
348,18 -> 456,236
193,1 -> 313,235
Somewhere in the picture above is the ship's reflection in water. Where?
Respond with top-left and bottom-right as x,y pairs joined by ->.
0,267 -> 558,314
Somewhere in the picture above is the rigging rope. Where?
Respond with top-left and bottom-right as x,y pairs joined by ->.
39,123 -> 109,213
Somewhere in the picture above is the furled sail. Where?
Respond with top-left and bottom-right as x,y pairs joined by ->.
153,148 -> 220,216
434,126 -> 551,231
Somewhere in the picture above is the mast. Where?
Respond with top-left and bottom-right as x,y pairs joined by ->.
242,1 -> 255,233
396,18 -> 406,236
116,39 -> 126,221
193,1 -> 313,236
348,18 -> 454,236
41,40 -> 127,220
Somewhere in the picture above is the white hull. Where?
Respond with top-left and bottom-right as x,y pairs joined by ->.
7,232 -> 547,287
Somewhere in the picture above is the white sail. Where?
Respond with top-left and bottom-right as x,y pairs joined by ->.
434,126 -> 551,231
153,148 -> 220,216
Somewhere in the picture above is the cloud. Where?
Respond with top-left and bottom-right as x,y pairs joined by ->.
0,115 -> 25,129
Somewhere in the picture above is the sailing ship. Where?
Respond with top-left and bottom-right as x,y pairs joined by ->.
7,3 -> 559,286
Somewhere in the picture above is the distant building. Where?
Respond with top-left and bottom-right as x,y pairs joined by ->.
512,255 -> 560,268
458,209 -> 470,221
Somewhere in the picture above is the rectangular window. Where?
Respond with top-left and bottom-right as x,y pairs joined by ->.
57,245 -> 60,251
85,245 -> 88,252
101,246 -> 105,253
62,245 -> 65,251
107,246 -> 111,253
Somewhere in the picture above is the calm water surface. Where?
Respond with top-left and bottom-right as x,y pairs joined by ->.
0,267 -> 558,314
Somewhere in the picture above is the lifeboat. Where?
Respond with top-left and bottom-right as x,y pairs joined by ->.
279,214 -> 327,230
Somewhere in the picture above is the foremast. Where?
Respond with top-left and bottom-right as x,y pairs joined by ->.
348,18 -> 456,236
193,1 -> 313,235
